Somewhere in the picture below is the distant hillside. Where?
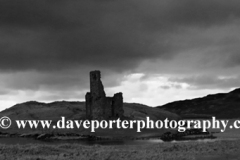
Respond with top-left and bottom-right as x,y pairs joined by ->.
157,88 -> 240,119
1,101 -> 179,121
0,101 -> 179,137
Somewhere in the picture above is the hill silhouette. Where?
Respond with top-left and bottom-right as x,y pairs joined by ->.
158,88 -> 240,119
0,101 -> 179,138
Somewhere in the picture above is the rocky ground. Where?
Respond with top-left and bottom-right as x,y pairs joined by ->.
0,139 -> 240,160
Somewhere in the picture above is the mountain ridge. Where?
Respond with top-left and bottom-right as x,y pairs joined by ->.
157,88 -> 240,119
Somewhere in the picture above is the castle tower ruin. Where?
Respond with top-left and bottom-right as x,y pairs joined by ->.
85,70 -> 124,119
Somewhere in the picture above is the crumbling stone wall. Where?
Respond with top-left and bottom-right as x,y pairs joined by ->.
85,92 -> 92,119
85,70 -> 124,119
105,97 -> 113,118
112,93 -> 124,117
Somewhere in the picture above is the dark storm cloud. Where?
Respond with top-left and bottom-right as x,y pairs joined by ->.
0,0 -> 73,29
130,0 -> 240,30
0,68 -> 126,98
0,71 -> 87,91
1,0 -> 240,72
0,0 -> 155,72
0,0 -> 240,100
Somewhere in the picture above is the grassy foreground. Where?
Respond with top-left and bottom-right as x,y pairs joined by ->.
0,140 -> 240,160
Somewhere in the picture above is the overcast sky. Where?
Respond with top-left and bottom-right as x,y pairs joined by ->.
0,0 -> 240,110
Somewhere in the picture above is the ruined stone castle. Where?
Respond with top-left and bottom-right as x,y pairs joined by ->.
85,71 -> 124,119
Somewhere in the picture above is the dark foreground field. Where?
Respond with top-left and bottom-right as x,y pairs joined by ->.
0,140 -> 240,160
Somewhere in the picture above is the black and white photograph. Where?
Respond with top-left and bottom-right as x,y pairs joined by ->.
0,0 -> 240,160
